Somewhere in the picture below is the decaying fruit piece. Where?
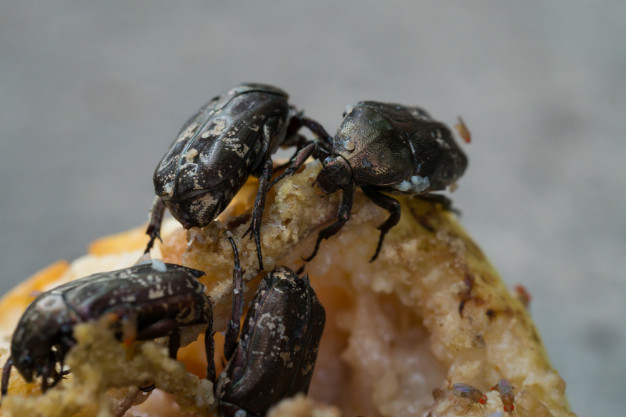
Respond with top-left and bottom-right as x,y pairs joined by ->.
0,161 -> 577,417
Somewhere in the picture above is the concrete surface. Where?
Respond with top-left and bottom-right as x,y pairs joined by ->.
1,1 -> 624,416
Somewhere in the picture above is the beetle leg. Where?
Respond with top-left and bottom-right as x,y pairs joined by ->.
267,141 -> 316,190
135,319 -> 182,357
304,181 -> 354,262
135,319 -> 178,341
360,186 -> 401,262
205,315 -> 216,383
287,114 -> 333,147
168,327 -> 180,359
145,197 -> 166,254
274,134 -> 312,172
223,236 -> 244,361
242,158 -> 273,270
1,358 -> 12,401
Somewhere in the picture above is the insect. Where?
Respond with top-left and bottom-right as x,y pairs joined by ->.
1,260 -> 213,396
147,83 -> 330,270
455,116 -> 472,144
452,382 -> 488,406
271,101 -> 468,263
491,378 -> 515,414
215,238 -> 326,417
514,284 -> 532,308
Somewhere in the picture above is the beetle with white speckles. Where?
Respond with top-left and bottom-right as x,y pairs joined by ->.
147,83 -> 330,271
216,238 -> 326,417
273,101 -> 468,264
1,260 -> 213,396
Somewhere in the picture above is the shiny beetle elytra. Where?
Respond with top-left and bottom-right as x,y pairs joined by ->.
272,101 -> 468,263
214,238 -> 326,417
147,83 -> 330,270
1,260 -> 213,396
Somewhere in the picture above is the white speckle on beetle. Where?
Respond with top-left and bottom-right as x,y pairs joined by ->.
183,148 -> 198,163
163,181 -> 175,197
395,175 -> 430,193
279,352 -> 292,366
201,119 -> 227,138
177,122 -> 199,142
151,259 -> 167,272
149,286 -> 165,299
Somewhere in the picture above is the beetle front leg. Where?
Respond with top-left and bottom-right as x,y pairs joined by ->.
361,186 -> 401,261
304,182 -> 354,262
242,158 -> 273,270
1,358 -> 12,401
144,197 -> 166,254
267,141 -> 317,190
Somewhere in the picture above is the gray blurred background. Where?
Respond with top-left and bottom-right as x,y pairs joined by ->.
1,1 -> 624,415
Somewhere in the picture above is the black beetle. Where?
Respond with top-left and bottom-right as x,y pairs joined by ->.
1,260 -> 213,396
271,101 -> 468,263
1,237 -> 326,416
147,83 -> 330,271
214,238 -> 326,417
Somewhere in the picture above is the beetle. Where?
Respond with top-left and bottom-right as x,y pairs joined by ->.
147,83 -> 330,271
270,101 -> 468,263
215,238 -> 326,417
1,237 -> 326,416
1,260 -> 213,396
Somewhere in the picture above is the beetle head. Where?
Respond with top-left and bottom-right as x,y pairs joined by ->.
11,294 -> 75,384
316,155 -> 353,193
160,189 -> 228,229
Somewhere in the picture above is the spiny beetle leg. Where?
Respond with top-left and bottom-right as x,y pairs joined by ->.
304,181 -> 354,262
242,158 -> 273,270
144,197 -> 166,254
268,141 -> 317,191
1,359 -> 12,400
360,186 -> 401,262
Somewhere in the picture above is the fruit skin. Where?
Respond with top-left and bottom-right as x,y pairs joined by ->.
0,162 -> 577,417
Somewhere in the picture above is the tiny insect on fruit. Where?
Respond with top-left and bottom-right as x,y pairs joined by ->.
452,382 -> 488,406
271,101 -> 468,264
1,260 -> 213,397
215,238 -> 326,417
492,378 -> 515,414
514,284 -> 532,308
147,83 -> 330,271
455,116 -> 472,144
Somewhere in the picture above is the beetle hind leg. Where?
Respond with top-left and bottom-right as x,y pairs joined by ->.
360,186 -> 401,262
